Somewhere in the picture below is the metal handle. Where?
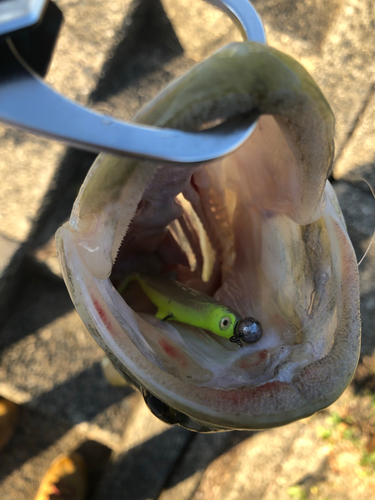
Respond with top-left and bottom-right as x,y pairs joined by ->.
0,0 -> 266,163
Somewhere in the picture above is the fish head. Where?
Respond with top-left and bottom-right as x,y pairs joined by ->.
56,42 -> 360,431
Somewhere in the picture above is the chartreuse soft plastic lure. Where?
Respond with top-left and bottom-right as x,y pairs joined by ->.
118,274 -> 262,347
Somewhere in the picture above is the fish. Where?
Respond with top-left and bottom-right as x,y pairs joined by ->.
56,41 -> 360,431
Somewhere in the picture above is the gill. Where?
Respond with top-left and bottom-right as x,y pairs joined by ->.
171,181 -> 236,283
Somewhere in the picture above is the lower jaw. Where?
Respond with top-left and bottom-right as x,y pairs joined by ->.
56,177 -> 360,431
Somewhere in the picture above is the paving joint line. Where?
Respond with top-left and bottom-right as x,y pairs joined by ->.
155,430 -> 197,500
259,423 -> 306,500
334,82 -> 375,166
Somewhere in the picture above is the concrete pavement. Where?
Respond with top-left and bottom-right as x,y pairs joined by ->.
0,0 -> 374,498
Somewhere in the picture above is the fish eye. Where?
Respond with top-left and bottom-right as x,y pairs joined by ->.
219,316 -> 232,330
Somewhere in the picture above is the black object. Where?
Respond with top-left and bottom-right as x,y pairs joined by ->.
0,0 -> 63,77
230,317 -> 263,347
142,389 -> 225,432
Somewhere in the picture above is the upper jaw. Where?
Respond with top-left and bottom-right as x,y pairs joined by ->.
56,41 -> 360,431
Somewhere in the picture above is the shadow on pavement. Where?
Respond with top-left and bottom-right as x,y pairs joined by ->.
30,362 -> 134,425
90,0 -> 183,104
93,427 -> 255,500
0,269 -> 73,351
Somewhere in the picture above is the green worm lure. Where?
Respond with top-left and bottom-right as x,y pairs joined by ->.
118,274 -> 262,347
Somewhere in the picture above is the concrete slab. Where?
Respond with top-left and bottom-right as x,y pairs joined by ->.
189,422 -> 303,500
0,233 -> 24,325
88,0 -> 188,120
0,127 -> 64,244
93,401 -> 192,500
33,236 -> 62,279
0,0 -> 133,242
1,2 -> 375,499
47,0 -> 133,103
164,388 -> 375,500
257,0 -> 375,168
161,0 -> 240,61
0,0 -> 133,315
0,403 -> 113,500
0,405 -> 81,500
252,0 -> 343,53
334,89 -> 375,182
0,272 -> 138,449
263,417 -> 331,500
315,0 -> 375,158
263,388 -> 375,500
158,431 -> 254,500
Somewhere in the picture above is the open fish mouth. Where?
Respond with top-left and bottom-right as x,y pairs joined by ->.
56,42 -> 360,432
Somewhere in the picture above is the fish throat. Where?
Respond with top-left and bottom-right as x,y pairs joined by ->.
109,115 -> 341,389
